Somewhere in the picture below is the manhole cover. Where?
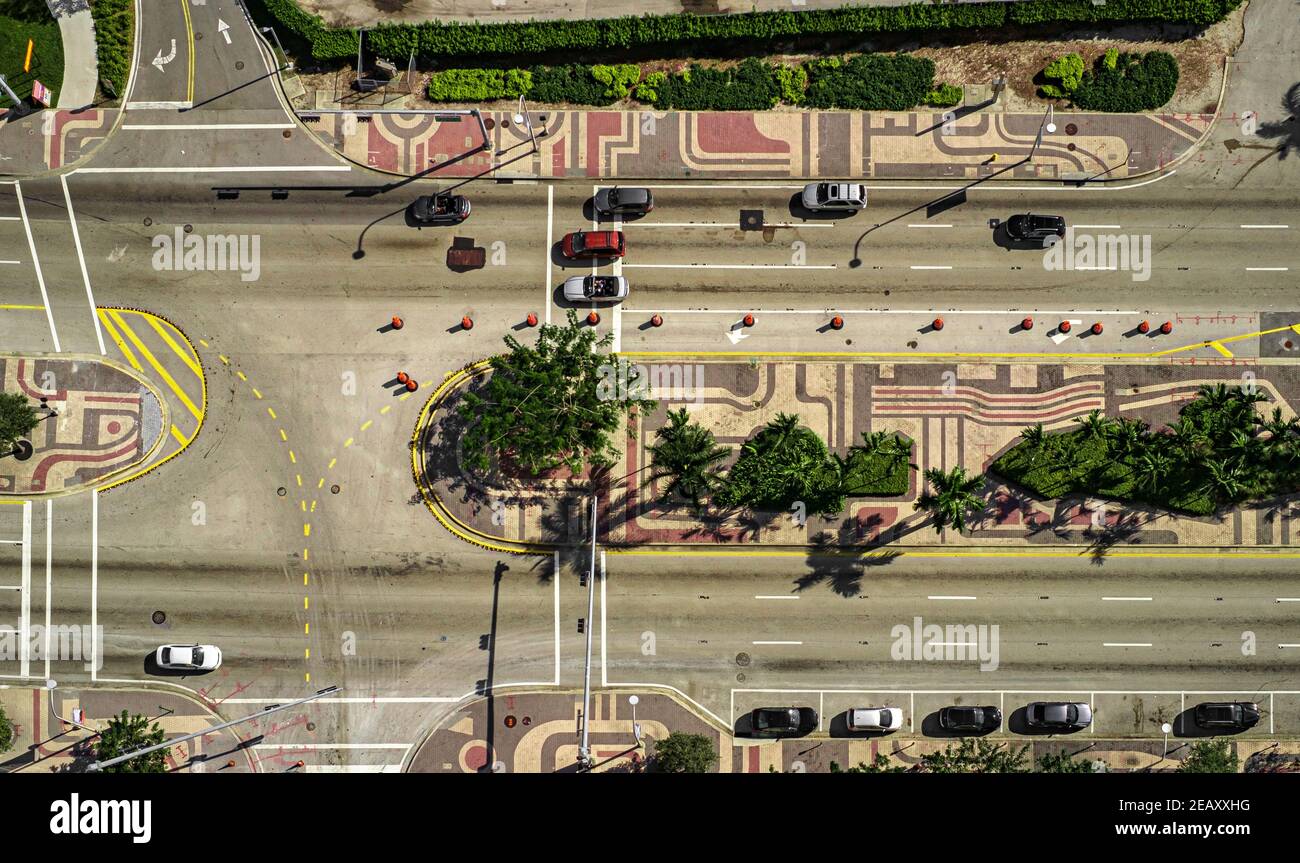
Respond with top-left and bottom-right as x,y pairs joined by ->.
143,217 -> 152,227
522,716 -> 532,726
183,224 -> 193,233
484,118 -> 495,130
330,484 -> 341,494
504,715 -> 517,728
1065,123 -> 1078,135
151,610 -> 166,625
282,129 -> 292,139
277,487 -> 287,496
736,672 -> 747,682
735,652 -> 751,667
235,61 -> 244,71
306,722 -> 316,732
1067,143 -> 1077,152
739,209 -> 764,231
195,32 -> 203,41
1284,339 -> 1295,350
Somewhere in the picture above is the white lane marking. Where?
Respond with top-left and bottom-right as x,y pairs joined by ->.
1101,596 -> 1153,601
1279,643 -> 1300,648
600,549 -> 608,688
120,123 -> 296,130
622,263 -> 836,270
907,223 -> 952,228
632,173 -> 1178,192
90,491 -> 99,681
123,100 -> 193,109
0,216 -> 22,220
754,595 -> 799,600
553,549 -> 561,685
910,265 -> 953,270
61,175 -> 107,355
626,221 -> 835,228
928,595 -> 977,600
1103,642 -> 1152,647
1246,267 -> 1289,271
14,182 -> 61,351
612,212 -> 622,352
75,165 -> 352,173
1276,598 -> 1300,602
252,743 -> 410,750
1241,224 -> 1289,229
619,307 -> 1144,315
19,501 -> 30,677
1073,224 -> 1122,229
636,184 -> 806,189
752,641 -> 803,645
545,185 -> 554,325
0,259 -> 21,264
44,499 -> 52,681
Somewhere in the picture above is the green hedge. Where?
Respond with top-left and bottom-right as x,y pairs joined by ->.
1071,50 -> 1179,111
804,53 -> 934,110
89,0 -> 134,99
256,0 -> 1241,63
426,67 -> 530,101
655,59 -> 783,110
528,64 -> 615,105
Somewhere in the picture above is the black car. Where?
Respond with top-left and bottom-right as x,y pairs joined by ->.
750,706 -> 818,737
938,705 -> 1001,734
1025,701 -> 1093,731
593,186 -> 654,217
1005,212 -> 1066,243
411,193 -> 471,226
1194,702 -> 1261,732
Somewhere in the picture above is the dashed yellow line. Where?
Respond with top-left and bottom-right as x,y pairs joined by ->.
289,449 -> 297,464
327,458 -> 336,470
252,388 -> 263,399
1,303 -> 45,310
267,407 -> 277,419
343,438 -> 354,448
380,405 -> 391,415
295,474 -> 302,487
237,371 -> 248,382
304,523 -> 311,537
360,420 -> 373,432
279,428 -> 287,442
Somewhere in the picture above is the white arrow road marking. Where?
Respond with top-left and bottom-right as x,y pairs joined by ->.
726,329 -> 750,345
1049,320 -> 1082,345
153,40 -> 177,72
218,19 -> 231,44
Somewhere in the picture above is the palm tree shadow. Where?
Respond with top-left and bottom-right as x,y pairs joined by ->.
797,529 -> 902,597
1083,510 -> 1147,565
1255,82 -> 1300,161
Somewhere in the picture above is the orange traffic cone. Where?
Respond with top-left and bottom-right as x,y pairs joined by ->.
830,315 -> 844,330
650,314 -> 663,328
1160,321 -> 1173,335
461,316 -> 473,330
1137,320 -> 1150,334
932,317 -> 944,331
391,316 -> 404,330
743,313 -> 755,327
406,379 -> 419,392
587,311 -> 600,326
396,371 -> 409,384
1021,317 -> 1034,330
526,312 -> 538,327
1090,322 -> 1103,335
1058,321 -> 1072,334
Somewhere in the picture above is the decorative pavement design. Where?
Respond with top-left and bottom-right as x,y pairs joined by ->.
0,108 -> 118,175
416,358 -> 1300,553
309,108 -> 1213,180
0,355 -> 162,496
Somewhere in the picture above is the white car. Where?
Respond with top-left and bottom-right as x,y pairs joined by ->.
846,706 -> 904,733
155,644 -> 222,672
801,181 -> 867,211
562,274 -> 629,303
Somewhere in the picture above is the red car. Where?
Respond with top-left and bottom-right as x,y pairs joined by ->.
561,229 -> 626,260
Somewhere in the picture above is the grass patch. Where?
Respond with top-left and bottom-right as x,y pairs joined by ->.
90,0 -> 134,100
0,3 -> 64,104
842,448 -> 911,497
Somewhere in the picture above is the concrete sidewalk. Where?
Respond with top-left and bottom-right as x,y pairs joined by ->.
308,106 -> 1213,181
46,0 -> 97,110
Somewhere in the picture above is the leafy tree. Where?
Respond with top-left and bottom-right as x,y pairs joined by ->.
647,408 -> 730,511
95,710 -> 168,773
1037,750 -> 1098,773
914,466 -> 986,534
0,704 -> 13,754
921,738 -> 1029,773
831,753 -> 907,773
1178,739 -> 1238,774
0,392 -> 39,454
650,732 -> 716,773
458,310 -> 655,475
718,413 -> 845,515
1040,52 -> 1084,98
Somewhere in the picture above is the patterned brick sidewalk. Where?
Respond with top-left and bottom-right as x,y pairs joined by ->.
308,107 -> 1213,181
0,355 -> 163,496
416,358 -> 1300,552
0,108 -> 117,175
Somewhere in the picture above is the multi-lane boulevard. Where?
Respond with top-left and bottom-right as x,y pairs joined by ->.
1,1 -> 1298,771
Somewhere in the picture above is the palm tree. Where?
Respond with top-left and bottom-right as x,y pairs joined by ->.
647,408 -> 731,510
1225,428 -> 1261,467
1201,458 -> 1246,501
1020,422 -> 1047,449
1196,383 -> 1236,412
1075,409 -> 1113,441
1169,417 -> 1204,462
1258,406 -> 1300,440
1111,417 -> 1150,460
747,412 -> 802,457
914,467 -> 986,534
1135,448 -> 1174,496
853,430 -> 912,468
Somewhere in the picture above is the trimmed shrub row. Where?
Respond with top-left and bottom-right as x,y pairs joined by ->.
259,0 -> 1241,63
1040,49 -> 1179,111
89,0 -> 135,99
429,54 -> 956,111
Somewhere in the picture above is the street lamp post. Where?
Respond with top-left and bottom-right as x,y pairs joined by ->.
260,26 -> 294,72
577,496 -> 597,770
628,695 -> 642,747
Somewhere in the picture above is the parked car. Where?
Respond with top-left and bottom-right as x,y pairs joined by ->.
560,229 -> 626,260
938,705 -> 1001,734
1004,212 -> 1066,243
155,644 -> 222,672
846,706 -> 904,733
410,193 -> 471,226
1194,702 -> 1261,732
750,706 -> 819,736
1025,701 -> 1093,731
562,274 -> 629,303
800,181 -> 867,211
594,186 -> 654,217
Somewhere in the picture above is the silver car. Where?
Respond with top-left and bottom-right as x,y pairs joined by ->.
801,181 -> 867,211
562,274 -> 629,303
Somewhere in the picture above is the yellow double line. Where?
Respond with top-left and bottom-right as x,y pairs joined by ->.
180,0 -> 195,103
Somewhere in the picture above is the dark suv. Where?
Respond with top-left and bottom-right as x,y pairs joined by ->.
1194,702 -> 1261,732
1005,213 -> 1066,243
749,706 -> 819,737
594,186 -> 654,217
938,705 -> 1002,734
